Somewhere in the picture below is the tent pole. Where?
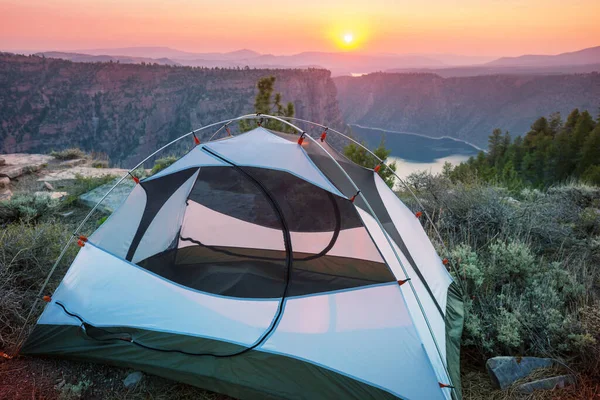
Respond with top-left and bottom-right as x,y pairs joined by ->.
280,117 -> 465,292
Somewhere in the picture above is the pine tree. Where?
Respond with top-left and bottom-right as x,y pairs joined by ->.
343,137 -> 397,188
239,76 -> 295,133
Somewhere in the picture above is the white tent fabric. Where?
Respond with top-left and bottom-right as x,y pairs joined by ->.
26,126 -> 460,400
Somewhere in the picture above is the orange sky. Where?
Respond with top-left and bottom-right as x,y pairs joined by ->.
1,0 -> 598,56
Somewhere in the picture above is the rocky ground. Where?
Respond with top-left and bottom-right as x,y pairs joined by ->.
0,153 -> 130,203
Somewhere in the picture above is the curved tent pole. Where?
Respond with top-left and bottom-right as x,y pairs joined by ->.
17,113 -> 453,392
274,116 -> 465,293
14,113 -> 260,352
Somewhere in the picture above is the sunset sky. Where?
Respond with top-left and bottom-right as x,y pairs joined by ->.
1,0 -> 599,56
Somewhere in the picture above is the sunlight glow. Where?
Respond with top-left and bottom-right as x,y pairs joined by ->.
343,33 -> 353,44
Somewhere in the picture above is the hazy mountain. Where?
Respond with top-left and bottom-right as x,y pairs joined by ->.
73,47 -> 447,75
387,63 -> 600,78
487,46 -> 600,67
35,52 -> 180,66
79,47 -> 261,61
334,72 -> 600,147
0,53 -> 343,166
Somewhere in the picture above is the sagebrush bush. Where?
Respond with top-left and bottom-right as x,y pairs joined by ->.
50,148 -> 86,160
0,222 -> 76,350
151,156 -> 178,175
400,173 -> 600,375
0,194 -> 56,224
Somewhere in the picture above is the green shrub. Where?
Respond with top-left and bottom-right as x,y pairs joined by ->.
91,160 -> 109,168
401,173 -> 600,373
50,148 -> 86,160
0,221 -> 76,350
0,194 -> 56,224
151,156 -> 178,175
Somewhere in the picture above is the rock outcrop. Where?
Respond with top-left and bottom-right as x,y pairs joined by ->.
486,356 -> 554,390
0,53 -> 344,167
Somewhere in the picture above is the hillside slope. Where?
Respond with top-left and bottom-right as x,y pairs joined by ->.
0,54 -> 343,166
334,72 -> 600,146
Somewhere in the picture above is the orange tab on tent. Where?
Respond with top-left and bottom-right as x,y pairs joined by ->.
193,134 -> 200,145
297,134 -> 305,145
77,239 -> 85,247
374,164 -> 381,173
225,126 -> 232,136
43,295 -> 52,303
415,211 -> 423,218
397,278 -> 411,286
442,258 -> 449,265
439,382 -> 454,389
79,235 -> 88,243
320,131 -> 327,142
132,175 -> 140,184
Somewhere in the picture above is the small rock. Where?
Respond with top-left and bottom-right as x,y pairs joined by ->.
0,188 -> 13,201
0,177 -> 9,188
0,157 -> 5,166
60,159 -> 87,167
486,356 -> 554,390
517,375 -> 575,393
34,191 -> 68,200
43,181 -> 55,191
60,210 -> 75,217
123,371 -> 143,388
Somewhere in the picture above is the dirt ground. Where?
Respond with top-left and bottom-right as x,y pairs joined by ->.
0,356 -> 229,400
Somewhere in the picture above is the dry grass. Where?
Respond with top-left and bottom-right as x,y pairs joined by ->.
462,364 -> 600,399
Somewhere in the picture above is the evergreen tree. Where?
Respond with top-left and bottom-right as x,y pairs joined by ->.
343,137 -> 397,188
239,76 -> 295,133
446,108 -> 600,189
579,124 -> 600,177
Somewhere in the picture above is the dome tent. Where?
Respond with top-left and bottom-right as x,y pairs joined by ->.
21,115 -> 464,400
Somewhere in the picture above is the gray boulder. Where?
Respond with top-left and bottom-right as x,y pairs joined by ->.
0,177 -> 9,188
486,356 -> 554,390
123,371 -> 144,388
516,375 -> 575,393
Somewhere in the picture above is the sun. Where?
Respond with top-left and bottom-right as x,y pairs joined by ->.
343,33 -> 354,44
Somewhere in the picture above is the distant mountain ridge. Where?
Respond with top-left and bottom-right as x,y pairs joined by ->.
487,46 -> 600,67
334,72 -> 600,147
35,51 -> 180,66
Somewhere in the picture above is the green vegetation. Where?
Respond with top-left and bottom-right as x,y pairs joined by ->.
50,147 -> 87,160
448,109 -> 600,189
401,172 -> 600,376
343,138 -> 397,188
239,76 -> 295,133
151,155 -> 178,175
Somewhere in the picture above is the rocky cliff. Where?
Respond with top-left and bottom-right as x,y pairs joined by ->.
0,53 -> 343,166
334,72 -> 600,146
